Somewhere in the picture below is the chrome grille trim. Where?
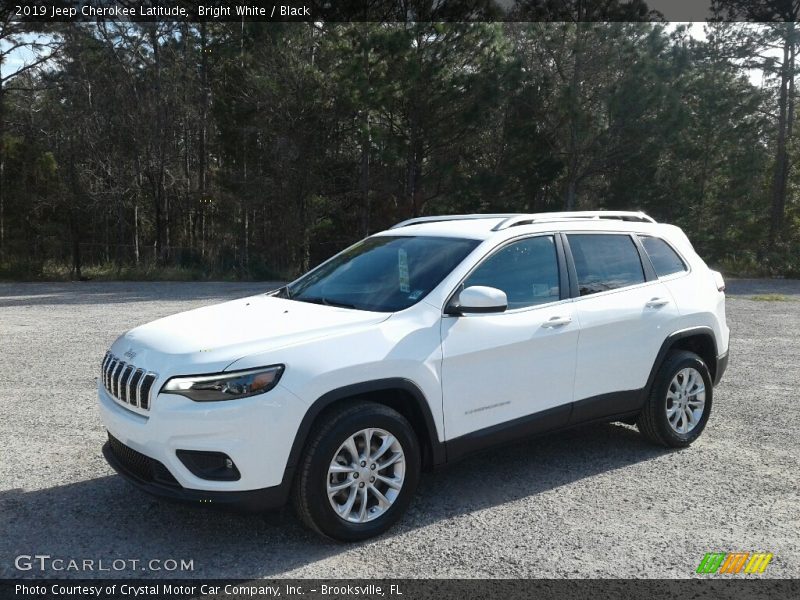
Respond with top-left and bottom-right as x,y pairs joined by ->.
101,353 -> 157,412
112,361 -> 124,398
136,370 -> 145,407
121,366 -> 134,403
104,357 -> 116,389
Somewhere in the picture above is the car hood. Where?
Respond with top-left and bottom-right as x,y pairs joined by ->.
110,294 -> 390,372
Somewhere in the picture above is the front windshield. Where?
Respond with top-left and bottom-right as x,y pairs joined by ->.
283,236 -> 479,312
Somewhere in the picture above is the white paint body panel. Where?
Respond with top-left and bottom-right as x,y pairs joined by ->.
440,301 -> 578,439
571,280 -> 680,400
97,214 -> 729,494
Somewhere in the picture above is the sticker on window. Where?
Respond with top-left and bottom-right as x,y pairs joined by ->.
398,248 -> 410,293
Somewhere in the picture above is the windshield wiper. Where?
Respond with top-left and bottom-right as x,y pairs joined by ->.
295,296 -> 358,309
271,285 -> 292,299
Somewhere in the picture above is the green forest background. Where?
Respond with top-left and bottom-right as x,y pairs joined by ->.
1,15 -> 799,280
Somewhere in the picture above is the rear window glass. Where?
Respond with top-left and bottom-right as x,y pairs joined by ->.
567,234 -> 645,296
640,236 -> 687,277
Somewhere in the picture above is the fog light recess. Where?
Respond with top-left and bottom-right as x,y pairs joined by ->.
176,450 -> 241,481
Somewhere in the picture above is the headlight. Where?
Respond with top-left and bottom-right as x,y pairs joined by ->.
161,365 -> 284,402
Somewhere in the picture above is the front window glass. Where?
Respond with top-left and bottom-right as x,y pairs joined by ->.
463,236 -> 560,309
284,236 -> 479,312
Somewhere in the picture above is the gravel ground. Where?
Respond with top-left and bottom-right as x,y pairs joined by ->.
0,279 -> 798,579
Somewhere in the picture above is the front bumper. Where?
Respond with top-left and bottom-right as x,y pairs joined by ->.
97,379 -> 306,504
102,436 -> 288,511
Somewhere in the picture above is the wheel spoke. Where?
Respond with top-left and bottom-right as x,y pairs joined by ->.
689,384 -> 705,397
329,463 -> 354,474
368,484 -> 391,508
680,369 -> 690,392
377,452 -> 402,471
376,473 -> 402,490
344,436 -> 360,462
328,479 -> 354,495
338,485 -> 358,519
370,434 -> 396,462
362,428 -> 373,458
684,370 -> 694,391
357,487 -> 369,522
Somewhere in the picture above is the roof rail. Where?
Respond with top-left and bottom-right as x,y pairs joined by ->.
390,214 -> 518,230
492,211 -> 656,231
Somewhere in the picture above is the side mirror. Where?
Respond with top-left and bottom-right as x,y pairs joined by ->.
447,286 -> 508,315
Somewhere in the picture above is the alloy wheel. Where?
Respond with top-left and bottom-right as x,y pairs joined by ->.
326,427 -> 406,523
665,367 -> 706,434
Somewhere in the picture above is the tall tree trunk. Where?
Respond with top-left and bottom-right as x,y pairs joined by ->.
407,31 -> 424,218
71,225 -> 82,280
0,144 -> 4,262
133,201 -> 140,265
360,111 -> 371,236
115,197 -> 124,267
200,22 -> 209,204
564,177 -> 578,211
407,105 -> 422,217
359,35 -> 371,236
0,86 -> 5,262
768,22 -> 794,249
564,24 -> 586,211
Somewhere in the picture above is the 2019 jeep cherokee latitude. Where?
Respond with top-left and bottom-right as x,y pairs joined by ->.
98,211 -> 729,541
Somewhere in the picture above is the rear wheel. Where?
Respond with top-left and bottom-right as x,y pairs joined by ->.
637,350 -> 713,448
293,401 -> 420,541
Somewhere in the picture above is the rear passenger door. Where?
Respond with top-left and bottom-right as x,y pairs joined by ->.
564,233 -> 680,422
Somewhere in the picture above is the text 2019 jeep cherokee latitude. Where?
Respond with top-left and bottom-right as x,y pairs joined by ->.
98,211 -> 729,541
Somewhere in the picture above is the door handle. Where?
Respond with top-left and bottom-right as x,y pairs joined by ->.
645,297 -> 670,308
542,315 -> 572,328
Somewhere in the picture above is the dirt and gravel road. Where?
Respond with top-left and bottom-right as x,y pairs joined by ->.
1,279 -> 798,578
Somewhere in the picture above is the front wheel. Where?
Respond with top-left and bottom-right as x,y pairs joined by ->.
293,401 -> 420,541
637,350 -> 713,448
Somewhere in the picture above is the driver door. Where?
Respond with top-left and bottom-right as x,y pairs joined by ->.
440,234 -> 579,445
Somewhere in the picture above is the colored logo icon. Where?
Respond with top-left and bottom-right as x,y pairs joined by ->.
696,552 -> 773,574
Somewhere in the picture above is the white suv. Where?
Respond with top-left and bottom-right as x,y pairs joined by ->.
98,211 -> 729,540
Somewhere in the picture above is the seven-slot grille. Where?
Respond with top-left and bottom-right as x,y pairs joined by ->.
101,352 -> 157,410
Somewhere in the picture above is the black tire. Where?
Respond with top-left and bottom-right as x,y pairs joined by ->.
637,350 -> 713,448
293,401 -> 421,541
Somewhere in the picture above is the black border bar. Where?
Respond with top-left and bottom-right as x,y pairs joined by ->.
4,0 -> 800,23
3,579 -> 799,600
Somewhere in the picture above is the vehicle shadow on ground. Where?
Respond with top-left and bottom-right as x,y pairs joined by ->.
0,422 -> 668,579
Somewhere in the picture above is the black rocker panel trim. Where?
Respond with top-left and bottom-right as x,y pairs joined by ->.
444,388 -> 645,463
446,403 -> 571,463
569,389 -> 644,424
